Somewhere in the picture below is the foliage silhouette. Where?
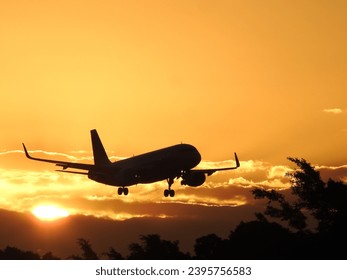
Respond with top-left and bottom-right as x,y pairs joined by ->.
103,247 -> 124,260
194,233 -> 226,259
252,157 -> 347,259
127,234 -> 190,259
0,246 -> 41,260
41,251 -> 61,260
253,157 -> 347,231
69,238 -> 99,260
227,220 -> 295,259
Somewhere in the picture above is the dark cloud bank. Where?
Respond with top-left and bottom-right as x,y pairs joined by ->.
0,202 -> 263,258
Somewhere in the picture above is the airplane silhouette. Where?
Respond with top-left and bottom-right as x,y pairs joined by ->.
23,129 -> 240,197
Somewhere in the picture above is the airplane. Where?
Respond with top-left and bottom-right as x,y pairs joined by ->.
22,129 -> 240,197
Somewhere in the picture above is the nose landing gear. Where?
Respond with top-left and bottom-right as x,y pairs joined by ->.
118,187 -> 129,195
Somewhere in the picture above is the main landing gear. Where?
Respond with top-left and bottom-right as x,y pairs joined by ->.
164,178 -> 175,197
164,189 -> 175,197
118,187 -> 129,196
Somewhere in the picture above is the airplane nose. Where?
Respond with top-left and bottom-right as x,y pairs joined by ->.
178,144 -> 201,168
192,146 -> 201,166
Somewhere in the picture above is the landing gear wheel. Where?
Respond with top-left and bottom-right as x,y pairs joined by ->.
118,187 -> 129,195
123,188 -> 129,196
164,189 -> 175,197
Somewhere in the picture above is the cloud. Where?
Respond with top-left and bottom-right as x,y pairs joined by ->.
316,164 -> 347,183
198,159 -> 267,173
3,148 -> 346,225
0,203 -> 263,258
228,176 -> 290,190
267,165 -> 292,179
2,150 -> 346,259
0,149 -> 292,218
323,108 -> 344,114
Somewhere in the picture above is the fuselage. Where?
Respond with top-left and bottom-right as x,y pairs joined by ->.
88,144 -> 201,186
23,129 -> 239,197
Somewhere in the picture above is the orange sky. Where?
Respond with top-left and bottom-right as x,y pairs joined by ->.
0,0 -> 347,256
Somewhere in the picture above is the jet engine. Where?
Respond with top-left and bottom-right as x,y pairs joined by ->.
181,172 -> 206,187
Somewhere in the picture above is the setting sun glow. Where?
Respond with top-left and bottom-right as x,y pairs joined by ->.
32,205 -> 70,221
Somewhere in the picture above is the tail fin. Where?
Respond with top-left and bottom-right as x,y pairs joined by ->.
91,129 -> 111,166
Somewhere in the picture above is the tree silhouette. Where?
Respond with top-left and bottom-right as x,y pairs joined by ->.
194,234 -> 226,259
69,238 -> 99,260
127,234 -> 190,259
228,220 -> 300,259
41,251 -> 61,260
103,247 -> 124,260
252,187 -> 308,231
251,157 -> 347,259
253,157 -> 347,232
0,246 -> 40,260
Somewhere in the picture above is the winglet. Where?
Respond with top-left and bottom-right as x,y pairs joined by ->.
22,143 -> 32,159
234,152 -> 240,169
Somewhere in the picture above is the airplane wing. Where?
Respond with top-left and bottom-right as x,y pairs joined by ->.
190,152 -> 240,176
22,143 -> 94,172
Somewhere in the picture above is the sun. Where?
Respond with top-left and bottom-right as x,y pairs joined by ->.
32,205 -> 70,221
